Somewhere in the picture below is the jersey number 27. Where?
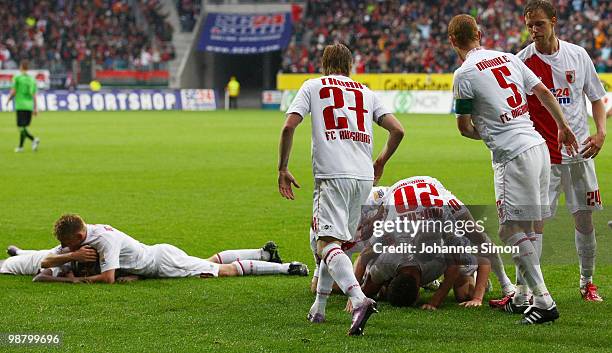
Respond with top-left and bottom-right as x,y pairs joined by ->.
319,87 -> 368,132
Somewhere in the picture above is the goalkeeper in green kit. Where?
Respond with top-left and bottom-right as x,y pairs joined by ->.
7,60 -> 40,152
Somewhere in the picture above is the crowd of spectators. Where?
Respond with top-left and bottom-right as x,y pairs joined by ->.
282,0 -> 611,74
0,0 -> 176,76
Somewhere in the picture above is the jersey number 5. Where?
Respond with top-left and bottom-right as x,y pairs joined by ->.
491,66 -> 522,108
319,87 -> 368,132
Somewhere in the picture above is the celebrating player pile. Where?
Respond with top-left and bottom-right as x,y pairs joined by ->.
448,13 -> 578,324
278,43 -> 404,335
356,176 -> 515,310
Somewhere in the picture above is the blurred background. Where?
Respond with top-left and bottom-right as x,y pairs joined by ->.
0,0 -> 609,110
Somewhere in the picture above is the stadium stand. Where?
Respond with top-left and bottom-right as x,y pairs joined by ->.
175,0 -> 202,32
282,0 -> 611,73
0,0 -> 176,87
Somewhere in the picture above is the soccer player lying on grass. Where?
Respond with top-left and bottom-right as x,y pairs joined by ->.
1,245 -> 138,283
40,214 -> 308,284
1,245 -> 98,277
1,245 -> 60,276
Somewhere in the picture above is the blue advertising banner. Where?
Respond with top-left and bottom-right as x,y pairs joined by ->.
0,89 -> 217,112
198,13 -> 292,54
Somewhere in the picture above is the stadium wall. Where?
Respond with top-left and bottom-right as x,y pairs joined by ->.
0,89 -> 217,112
276,73 -> 612,114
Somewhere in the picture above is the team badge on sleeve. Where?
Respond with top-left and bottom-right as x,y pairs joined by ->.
565,70 -> 575,84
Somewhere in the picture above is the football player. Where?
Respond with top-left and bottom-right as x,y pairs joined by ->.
449,14 -> 578,324
354,176 -> 513,309
40,214 -> 308,283
506,0 -> 606,304
278,43 -> 404,335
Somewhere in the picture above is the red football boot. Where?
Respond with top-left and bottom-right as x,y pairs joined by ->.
489,292 -> 514,309
580,283 -> 603,302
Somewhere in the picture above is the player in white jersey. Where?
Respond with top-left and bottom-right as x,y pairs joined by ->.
0,246 -> 53,276
514,0 -> 606,302
40,214 -> 308,283
309,186 -> 388,293
357,176 -> 514,308
1,245 -> 98,278
278,43 -> 404,335
448,14 -> 579,324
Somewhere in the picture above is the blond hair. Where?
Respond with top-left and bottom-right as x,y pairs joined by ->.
321,43 -> 352,76
53,214 -> 86,242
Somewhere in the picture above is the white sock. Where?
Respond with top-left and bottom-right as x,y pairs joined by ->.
532,283 -> 554,309
531,232 -> 543,260
310,260 -> 333,316
490,252 -> 513,292
233,260 -> 287,275
575,229 -> 596,287
16,249 -> 36,256
514,267 -> 531,303
321,243 -> 366,307
216,249 -> 267,263
527,232 -> 543,282
513,285 -> 530,304
505,232 -> 552,308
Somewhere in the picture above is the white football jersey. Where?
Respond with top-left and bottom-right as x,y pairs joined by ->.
382,176 -> 467,225
287,75 -> 391,180
81,224 -> 155,275
368,251 -> 446,286
368,176 -> 474,284
453,48 -> 545,164
0,249 -> 53,275
517,40 -> 606,164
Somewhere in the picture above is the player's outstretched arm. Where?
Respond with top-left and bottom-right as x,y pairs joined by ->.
83,269 -> 116,284
581,99 -> 606,158
532,83 -> 579,155
32,269 -> 85,284
422,265 -> 461,310
456,115 -> 481,140
459,259 -> 491,308
41,246 -> 98,268
374,114 -> 404,185
116,275 -> 141,283
360,272 -> 383,300
278,113 -> 303,200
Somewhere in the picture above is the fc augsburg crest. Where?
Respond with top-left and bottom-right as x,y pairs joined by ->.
565,70 -> 575,84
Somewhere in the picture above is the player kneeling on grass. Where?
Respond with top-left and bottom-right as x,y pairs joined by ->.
355,176 -> 515,297
359,239 -> 491,310
40,214 -> 308,283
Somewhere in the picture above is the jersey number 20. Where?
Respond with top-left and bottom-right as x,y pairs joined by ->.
393,183 -> 444,213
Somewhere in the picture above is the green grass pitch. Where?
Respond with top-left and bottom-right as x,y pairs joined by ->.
0,110 -> 610,352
